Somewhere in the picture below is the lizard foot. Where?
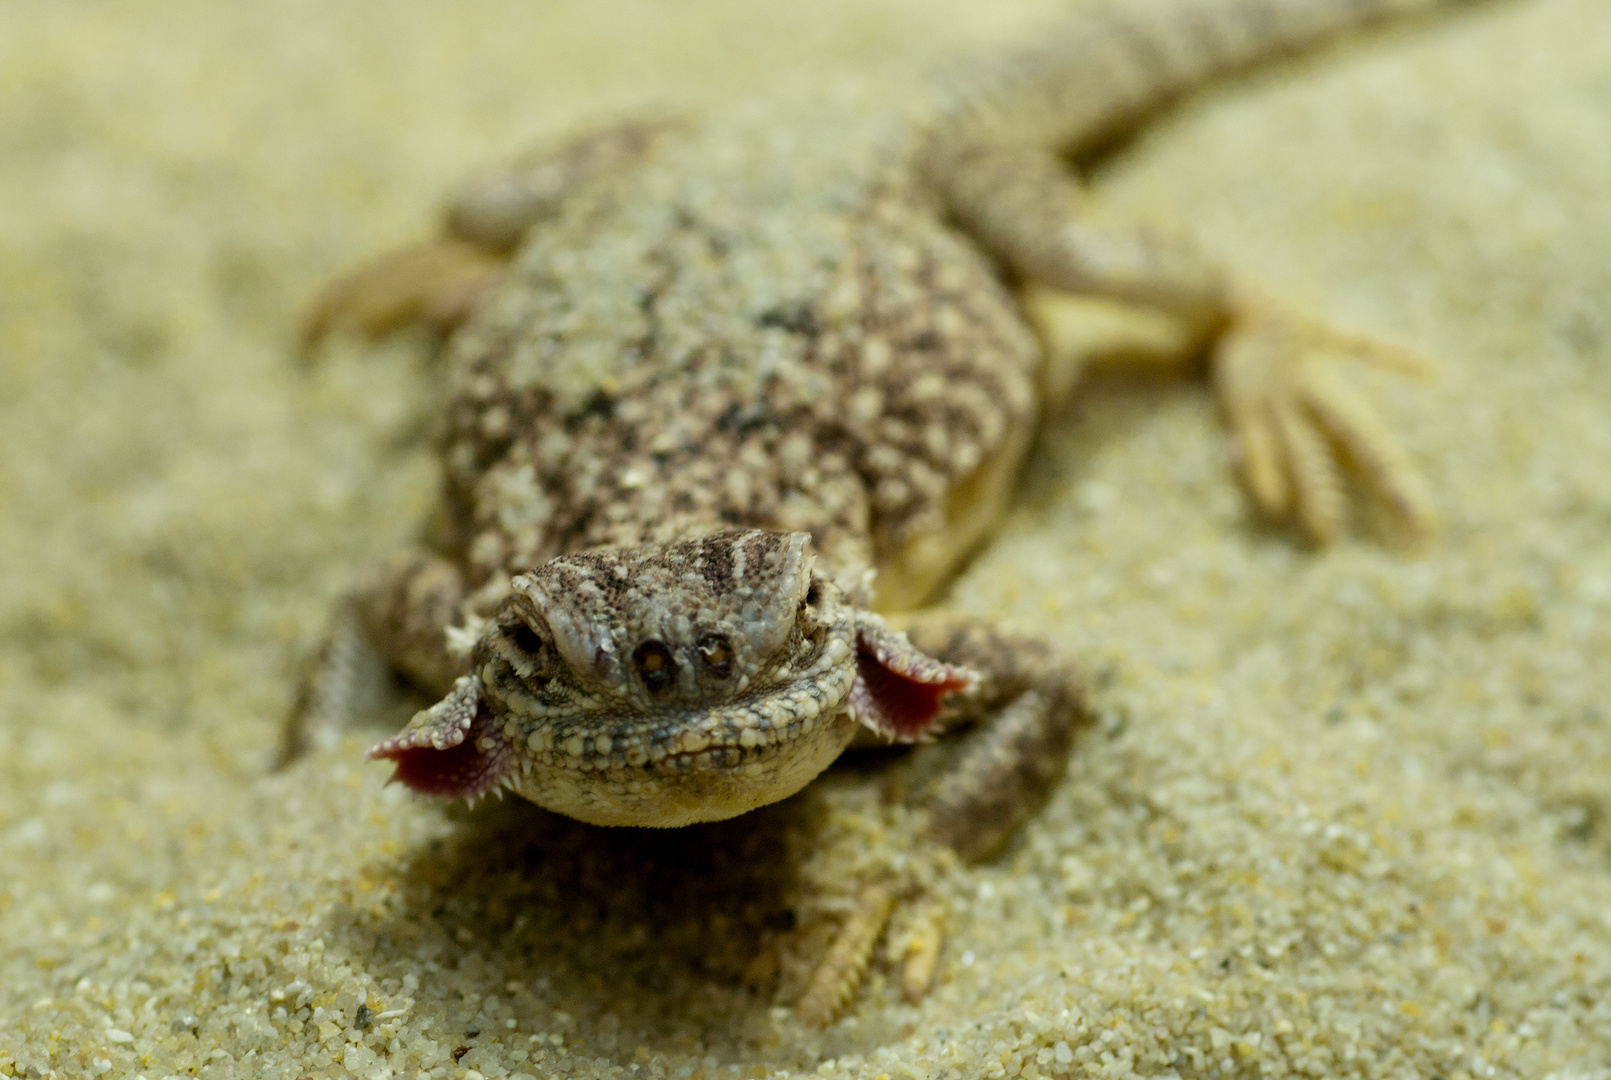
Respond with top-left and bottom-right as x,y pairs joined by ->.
758,613 -> 1085,1026
745,791 -> 961,1030
299,235 -> 504,351
886,892 -> 946,1007
791,882 -> 948,1028
1213,294 -> 1436,545
795,883 -> 898,1029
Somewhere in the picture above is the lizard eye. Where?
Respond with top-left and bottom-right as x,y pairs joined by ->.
697,633 -> 733,678
633,640 -> 676,694
805,580 -> 823,607
500,619 -> 554,686
509,621 -> 545,657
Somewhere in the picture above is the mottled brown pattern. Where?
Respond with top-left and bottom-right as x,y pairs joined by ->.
297,0 -> 1461,1025
433,111 -> 1039,601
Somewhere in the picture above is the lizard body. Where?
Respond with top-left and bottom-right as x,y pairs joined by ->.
298,0 -> 1453,1024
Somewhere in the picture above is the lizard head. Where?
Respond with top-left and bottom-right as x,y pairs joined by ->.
368,530 -> 974,826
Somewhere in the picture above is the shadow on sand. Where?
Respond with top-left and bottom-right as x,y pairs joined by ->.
322,773 -> 890,1066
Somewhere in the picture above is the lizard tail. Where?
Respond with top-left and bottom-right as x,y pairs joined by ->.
938,0 -> 1470,155
919,0 -> 1474,318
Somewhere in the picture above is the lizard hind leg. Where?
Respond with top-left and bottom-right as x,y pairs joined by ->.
1213,293 -> 1438,545
931,130 -> 1436,547
299,236 -> 505,350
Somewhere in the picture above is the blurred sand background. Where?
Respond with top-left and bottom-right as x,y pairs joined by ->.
2,0 -> 1610,1077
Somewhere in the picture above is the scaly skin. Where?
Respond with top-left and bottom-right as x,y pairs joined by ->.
295,0 -> 1467,1026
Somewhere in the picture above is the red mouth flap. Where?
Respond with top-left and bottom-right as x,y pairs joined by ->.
849,623 -> 976,742
366,675 -> 510,800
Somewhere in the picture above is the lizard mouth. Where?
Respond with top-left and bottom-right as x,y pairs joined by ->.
515,620 -> 974,775
503,645 -> 860,777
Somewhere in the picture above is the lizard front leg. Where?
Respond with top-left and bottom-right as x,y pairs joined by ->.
896,613 -> 1089,862
279,549 -> 472,768
301,117 -> 681,348
795,613 -> 1087,1025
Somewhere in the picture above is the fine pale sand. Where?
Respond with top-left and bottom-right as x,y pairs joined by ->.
2,1 -> 1609,1078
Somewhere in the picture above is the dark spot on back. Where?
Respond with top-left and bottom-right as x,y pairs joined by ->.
715,402 -> 771,436
756,302 -> 820,335
569,388 -> 615,427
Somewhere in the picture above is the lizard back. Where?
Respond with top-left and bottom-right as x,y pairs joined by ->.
438,88 -> 1041,599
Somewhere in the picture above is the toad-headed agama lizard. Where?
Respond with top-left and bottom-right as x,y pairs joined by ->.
291,0 -> 1455,1026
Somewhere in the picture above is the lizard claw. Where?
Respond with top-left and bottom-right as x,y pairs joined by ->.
1213,297 -> 1436,545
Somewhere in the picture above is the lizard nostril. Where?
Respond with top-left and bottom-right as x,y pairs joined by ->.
633,640 -> 677,694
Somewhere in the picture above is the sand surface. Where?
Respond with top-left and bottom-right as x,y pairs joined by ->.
3,1 -> 1610,1077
